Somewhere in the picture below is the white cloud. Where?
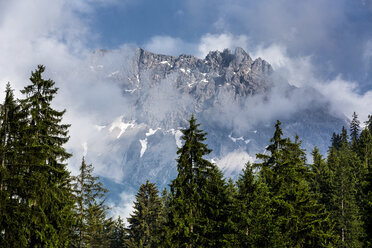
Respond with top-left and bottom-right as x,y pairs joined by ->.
214,150 -> 255,177
313,77 -> 372,123
109,191 -> 135,224
252,42 -> 372,123
197,33 -> 249,58
144,36 -> 194,56
252,43 -> 315,87
144,33 -> 250,59
0,0 -> 138,178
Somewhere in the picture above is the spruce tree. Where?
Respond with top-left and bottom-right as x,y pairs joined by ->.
235,162 -> 256,247
364,161 -> 372,247
357,129 -> 372,166
20,65 -> 75,247
234,162 -> 280,248
224,178 -> 239,247
357,128 -> 372,246
327,143 -> 364,247
350,112 -> 360,142
126,180 -> 163,248
85,201 -> 113,248
110,216 -> 127,248
255,120 -> 335,247
72,157 -> 112,248
331,132 -> 342,150
167,115 -> 229,247
249,178 -> 280,248
366,115 -> 372,135
201,166 -> 231,247
309,147 -> 333,208
0,83 -> 29,247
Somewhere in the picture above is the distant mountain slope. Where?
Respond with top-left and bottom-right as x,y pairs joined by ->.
87,47 -> 346,198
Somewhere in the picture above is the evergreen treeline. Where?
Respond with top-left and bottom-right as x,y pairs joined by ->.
1,66 -> 372,247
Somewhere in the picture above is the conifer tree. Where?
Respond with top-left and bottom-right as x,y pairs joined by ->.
249,179 -> 280,248
327,143 -> 364,247
0,83 -> 29,247
72,157 -> 112,248
331,132 -> 341,150
350,112 -> 360,143
20,65 -> 75,247
126,180 -> 163,248
85,201 -> 113,248
357,129 -> 372,166
255,120 -> 335,247
235,162 -> 256,247
309,147 -> 333,208
224,178 -> 239,247
366,115 -> 372,135
234,162 -> 279,248
364,161 -> 372,247
167,115 -> 229,247
110,216 -> 127,248
201,166 -> 232,247
357,128 -> 372,246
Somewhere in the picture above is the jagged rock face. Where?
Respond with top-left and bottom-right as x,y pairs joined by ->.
122,47 -> 276,130
134,47 -> 273,100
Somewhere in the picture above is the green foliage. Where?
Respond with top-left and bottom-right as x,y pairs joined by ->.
255,120 -> 336,247
110,217 -> 127,248
327,143 -> 364,247
3,66 -> 372,247
71,157 -> 112,248
126,180 -> 163,248
21,65 -> 75,247
350,112 -> 361,143
235,163 -> 279,248
167,115 -> 231,247
364,162 -> 372,247
366,115 -> 372,136
0,83 -> 30,247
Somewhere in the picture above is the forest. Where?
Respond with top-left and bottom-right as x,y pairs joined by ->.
0,66 -> 372,248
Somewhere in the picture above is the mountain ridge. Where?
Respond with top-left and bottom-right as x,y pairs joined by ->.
86,47 -> 347,201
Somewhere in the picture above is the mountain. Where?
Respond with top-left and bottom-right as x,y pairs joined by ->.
86,47 -> 346,207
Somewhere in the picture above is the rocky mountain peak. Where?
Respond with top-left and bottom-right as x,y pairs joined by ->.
87,46 -> 347,195
132,47 -> 273,100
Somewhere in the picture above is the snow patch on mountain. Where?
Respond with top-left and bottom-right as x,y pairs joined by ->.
160,61 -> 171,66
146,128 -> 160,136
167,129 -> 183,148
109,116 -> 136,139
228,134 -> 245,143
139,138 -> 147,157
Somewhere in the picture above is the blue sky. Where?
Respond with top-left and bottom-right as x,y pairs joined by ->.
1,0 -> 372,90
83,0 -> 372,91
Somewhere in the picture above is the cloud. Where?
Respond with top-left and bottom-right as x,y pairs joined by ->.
197,33 -> 249,58
183,0 -> 372,87
313,77 -> 372,123
0,0 -> 138,177
214,150 -> 255,178
252,42 -> 372,123
143,33 -> 250,59
109,191 -> 135,224
143,36 -> 195,56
